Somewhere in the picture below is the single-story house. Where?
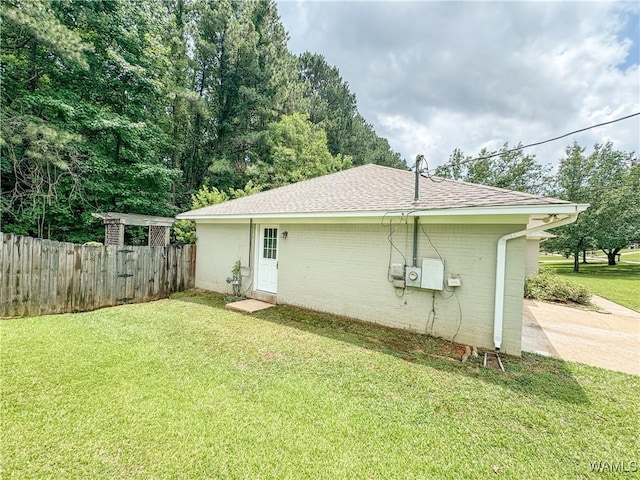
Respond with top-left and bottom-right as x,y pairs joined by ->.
178,164 -> 587,356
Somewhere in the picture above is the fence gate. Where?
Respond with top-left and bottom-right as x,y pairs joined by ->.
116,248 -> 135,304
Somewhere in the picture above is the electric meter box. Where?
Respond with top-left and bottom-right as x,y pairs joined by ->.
420,258 -> 444,290
404,266 -> 422,287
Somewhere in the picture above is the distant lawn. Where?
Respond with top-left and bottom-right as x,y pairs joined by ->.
587,249 -> 640,263
2,292 -> 639,479
538,252 -> 574,262
624,251 -> 640,262
541,262 -> 640,312
540,249 -> 640,264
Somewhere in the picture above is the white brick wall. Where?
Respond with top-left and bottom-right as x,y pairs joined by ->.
525,239 -> 540,277
194,223 -> 252,294
195,220 -> 526,355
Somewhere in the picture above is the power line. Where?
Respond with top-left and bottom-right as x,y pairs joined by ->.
430,111 -> 640,173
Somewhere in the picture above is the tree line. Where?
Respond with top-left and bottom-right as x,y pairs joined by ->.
436,141 -> 640,271
2,0 -> 637,262
1,0 -> 403,243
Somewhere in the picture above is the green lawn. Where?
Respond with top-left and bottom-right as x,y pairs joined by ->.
2,292 -> 638,479
541,262 -> 640,312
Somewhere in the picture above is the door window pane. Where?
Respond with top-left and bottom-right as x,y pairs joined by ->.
263,228 -> 278,259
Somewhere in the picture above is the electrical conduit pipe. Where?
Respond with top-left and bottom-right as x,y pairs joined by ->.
493,209 -> 584,352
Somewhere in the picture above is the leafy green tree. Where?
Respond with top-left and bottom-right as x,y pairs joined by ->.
174,185 -> 228,244
545,142 -> 638,270
436,143 -> 554,195
160,0 -> 211,208
191,0 -> 303,189
68,0 -> 179,216
1,0 -> 181,242
346,114 -> 406,168
588,143 -> 639,264
227,180 -> 262,199
297,52 -> 405,169
542,143 -> 596,271
247,113 -> 352,189
1,0 -> 92,239
298,52 -> 356,155
0,0 -> 92,71
1,0 -> 403,243
174,180 -> 262,244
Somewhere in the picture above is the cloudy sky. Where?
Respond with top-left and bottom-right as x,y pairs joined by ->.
277,0 -> 640,169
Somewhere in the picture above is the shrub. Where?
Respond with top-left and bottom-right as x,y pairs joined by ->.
524,271 -> 592,305
83,241 -> 103,247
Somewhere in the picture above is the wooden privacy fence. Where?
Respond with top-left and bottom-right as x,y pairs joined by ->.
0,232 -> 196,318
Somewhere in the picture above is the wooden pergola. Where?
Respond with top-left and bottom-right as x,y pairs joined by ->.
92,212 -> 176,247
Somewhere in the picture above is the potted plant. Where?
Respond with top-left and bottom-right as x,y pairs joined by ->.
226,260 -> 243,298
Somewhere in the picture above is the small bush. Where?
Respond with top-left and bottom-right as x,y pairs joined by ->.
525,271 -> 592,305
83,241 -> 103,247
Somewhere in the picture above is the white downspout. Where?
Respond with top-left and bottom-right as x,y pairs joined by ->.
493,209 -> 584,351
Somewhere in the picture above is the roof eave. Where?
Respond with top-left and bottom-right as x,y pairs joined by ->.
177,203 -> 588,221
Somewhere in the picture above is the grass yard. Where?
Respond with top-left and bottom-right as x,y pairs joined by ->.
541,262 -> 640,312
2,291 -> 638,479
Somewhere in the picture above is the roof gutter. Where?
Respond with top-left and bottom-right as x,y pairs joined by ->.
177,203 -> 583,221
493,205 -> 586,352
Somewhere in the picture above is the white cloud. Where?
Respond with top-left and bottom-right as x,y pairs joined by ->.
278,1 -> 640,167
376,113 -> 438,164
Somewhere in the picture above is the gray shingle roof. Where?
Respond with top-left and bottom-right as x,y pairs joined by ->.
179,164 -> 569,218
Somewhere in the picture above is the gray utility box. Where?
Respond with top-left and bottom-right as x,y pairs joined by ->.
405,258 -> 444,290
389,263 -> 405,279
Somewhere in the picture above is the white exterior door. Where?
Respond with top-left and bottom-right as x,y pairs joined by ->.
256,225 -> 279,293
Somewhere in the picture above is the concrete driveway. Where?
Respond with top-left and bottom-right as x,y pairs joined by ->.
522,296 -> 640,375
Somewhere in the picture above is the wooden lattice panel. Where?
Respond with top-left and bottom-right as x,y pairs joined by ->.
149,225 -> 169,246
